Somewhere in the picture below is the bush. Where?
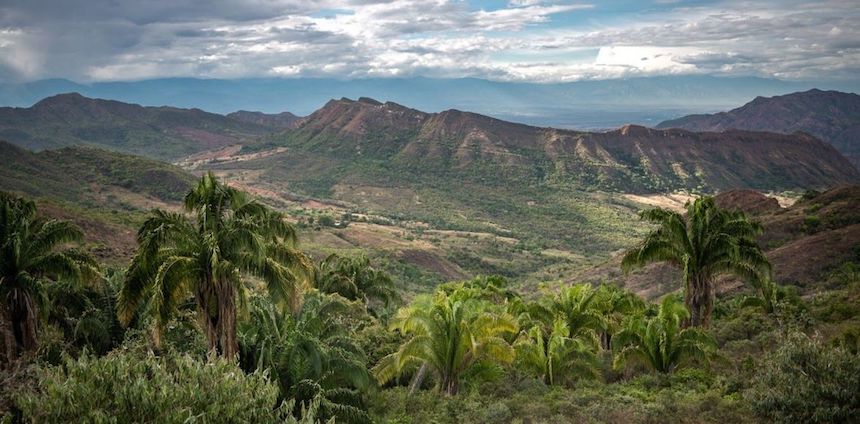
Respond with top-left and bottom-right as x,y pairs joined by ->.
318,214 -> 336,227
746,332 -> 860,423
803,215 -> 821,233
15,351 -> 290,423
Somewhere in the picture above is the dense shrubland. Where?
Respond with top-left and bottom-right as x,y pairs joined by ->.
1,177 -> 858,423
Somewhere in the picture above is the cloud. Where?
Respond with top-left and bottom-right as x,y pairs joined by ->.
0,0 -> 857,83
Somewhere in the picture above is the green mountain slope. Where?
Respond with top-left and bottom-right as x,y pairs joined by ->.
0,141 -> 194,261
270,97 -> 859,193
573,186 -> 860,298
0,93 -> 279,160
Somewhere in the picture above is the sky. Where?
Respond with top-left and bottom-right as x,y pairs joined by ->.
0,0 -> 857,84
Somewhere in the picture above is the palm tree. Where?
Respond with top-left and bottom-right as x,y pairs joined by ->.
0,192 -> 98,362
741,277 -> 799,315
314,254 -> 397,316
238,293 -> 371,423
592,284 -> 646,350
514,317 -> 599,386
612,296 -> 717,374
119,172 -> 313,359
522,284 -> 603,341
439,275 -> 518,304
622,197 -> 771,327
372,289 -> 518,395
46,271 -> 125,356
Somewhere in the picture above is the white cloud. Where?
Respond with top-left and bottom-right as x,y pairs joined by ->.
0,0 -> 857,83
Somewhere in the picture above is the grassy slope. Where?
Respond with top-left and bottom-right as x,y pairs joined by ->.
570,186 -> 860,299
0,141 -> 194,262
205,147 -> 651,294
0,93 -> 277,160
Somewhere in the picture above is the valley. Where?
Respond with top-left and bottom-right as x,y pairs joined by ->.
2,91 -> 858,298
3,2 -> 859,422
1,88 -> 858,424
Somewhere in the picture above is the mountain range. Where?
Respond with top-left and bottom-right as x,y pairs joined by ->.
2,76 -> 858,129
1,89 -> 858,285
253,96 -> 859,193
2,92 -> 857,193
658,89 -> 860,168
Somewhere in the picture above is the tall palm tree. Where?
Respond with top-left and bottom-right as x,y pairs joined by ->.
372,289 -> 518,395
0,192 -> 98,362
119,172 -> 313,359
514,317 -> 599,386
622,197 -> 771,327
612,296 -> 717,374
314,254 -> 397,316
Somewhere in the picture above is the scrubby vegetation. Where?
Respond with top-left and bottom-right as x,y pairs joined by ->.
1,178 -> 858,423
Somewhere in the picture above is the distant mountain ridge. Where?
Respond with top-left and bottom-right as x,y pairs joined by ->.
657,89 -> 860,167
2,76 -> 858,129
226,110 -> 301,129
273,97 -> 859,193
0,93 -> 286,160
2,92 -> 857,194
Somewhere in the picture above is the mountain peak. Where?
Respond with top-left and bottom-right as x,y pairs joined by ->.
226,110 -> 301,129
617,124 -> 653,137
357,97 -> 382,105
32,92 -> 91,108
656,89 -> 860,167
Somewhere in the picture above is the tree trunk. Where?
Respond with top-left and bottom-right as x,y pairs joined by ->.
9,288 -> 38,353
685,276 -> 713,328
197,277 -> 219,354
600,332 -> 611,351
216,278 -> 237,359
0,301 -> 16,365
408,363 -> 428,394
442,375 -> 459,396
702,281 -> 714,327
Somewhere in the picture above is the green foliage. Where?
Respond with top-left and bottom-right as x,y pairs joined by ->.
211,147 -> 650,281
14,351 -> 292,423
622,196 -> 771,326
591,284 -> 647,350
238,293 -> 372,423
746,332 -> 860,423
373,287 -> 518,395
513,317 -> 600,386
369,371 -> 754,424
0,191 -> 100,363
803,214 -> 821,233
739,277 -> 803,317
0,143 -> 193,210
317,214 -> 336,227
42,268 -> 126,358
438,275 -> 518,303
508,283 -> 617,386
314,254 -> 398,317
612,296 -> 718,374
120,172 -> 314,358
